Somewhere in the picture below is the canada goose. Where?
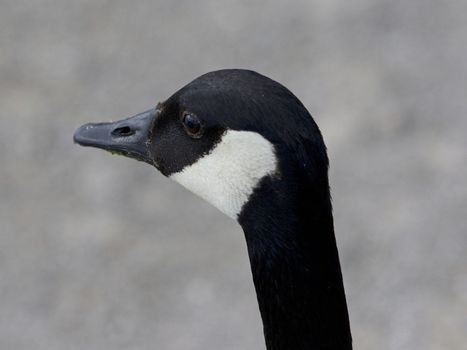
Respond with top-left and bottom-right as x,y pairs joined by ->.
74,69 -> 352,350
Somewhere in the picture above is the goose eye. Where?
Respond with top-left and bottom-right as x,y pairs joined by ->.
182,113 -> 203,138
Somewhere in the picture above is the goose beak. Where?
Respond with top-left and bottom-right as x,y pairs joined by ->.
73,108 -> 157,163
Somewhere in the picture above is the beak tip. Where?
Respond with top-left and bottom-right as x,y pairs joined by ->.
73,126 -> 82,145
73,122 -> 109,147
73,124 -> 89,146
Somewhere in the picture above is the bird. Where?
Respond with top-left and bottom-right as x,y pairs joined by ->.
74,69 -> 352,350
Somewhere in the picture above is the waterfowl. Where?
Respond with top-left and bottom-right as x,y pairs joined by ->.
74,69 -> 352,350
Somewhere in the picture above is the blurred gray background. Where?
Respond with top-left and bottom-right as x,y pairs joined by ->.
1,1 -> 466,349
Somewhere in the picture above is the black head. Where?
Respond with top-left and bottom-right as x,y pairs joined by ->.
74,69 -> 329,219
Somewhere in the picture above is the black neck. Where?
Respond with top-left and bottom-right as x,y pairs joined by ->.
238,176 -> 352,350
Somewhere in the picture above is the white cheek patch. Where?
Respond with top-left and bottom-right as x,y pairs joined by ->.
170,130 -> 277,219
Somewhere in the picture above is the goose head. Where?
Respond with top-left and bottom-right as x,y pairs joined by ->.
74,69 -> 329,222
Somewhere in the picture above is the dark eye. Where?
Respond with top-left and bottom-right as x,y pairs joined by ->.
182,113 -> 203,138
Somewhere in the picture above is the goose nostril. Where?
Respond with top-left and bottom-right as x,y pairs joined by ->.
111,126 -> 135,137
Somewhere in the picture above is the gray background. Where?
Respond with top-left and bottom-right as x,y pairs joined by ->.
1,1 -> 466,349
